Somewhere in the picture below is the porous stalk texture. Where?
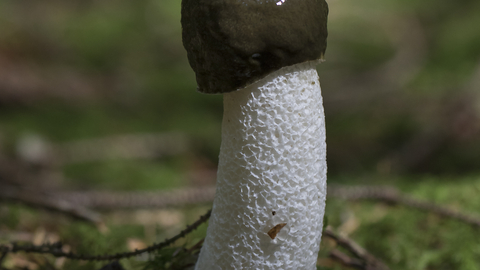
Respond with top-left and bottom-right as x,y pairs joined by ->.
195,62 -> 327,270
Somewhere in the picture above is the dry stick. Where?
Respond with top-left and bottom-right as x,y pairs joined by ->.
0,210 -> 211,261
328,185 -> 480,228
0,208 -> 387,269
0,185 -> 102,225
323,228 -> 369,260
328,249 -> 364,269
323,228 -> 390,270
396,196 -> 480,227
0,154 -> 102,225
57,187 -> 216,210
0,252 -> 7,268
1,185 -> 477,265
54,185 -> 480,228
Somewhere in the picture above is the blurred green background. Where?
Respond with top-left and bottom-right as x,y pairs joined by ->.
0,0 -> 479,269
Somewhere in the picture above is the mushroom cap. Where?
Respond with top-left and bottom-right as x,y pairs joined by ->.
181,0 -> 328,94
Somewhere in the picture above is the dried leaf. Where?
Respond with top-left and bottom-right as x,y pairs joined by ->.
267,223 -> 287,239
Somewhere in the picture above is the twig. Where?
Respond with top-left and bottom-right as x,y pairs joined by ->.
324,228 -> 368,259
323,227 -> 390,270
0,210 -> 211,261
396,196 -> 480,227
56,187 -> 216,210
0,251 -> 7,267
186,238 -> 204,253
328,185 -> 480,228
52,185 -> 480,228
329,249 -> 364,269
0,184 -> 102,225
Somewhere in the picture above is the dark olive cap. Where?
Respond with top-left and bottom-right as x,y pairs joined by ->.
181,0 -> 328,94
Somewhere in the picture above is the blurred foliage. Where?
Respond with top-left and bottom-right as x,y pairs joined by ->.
0,0 -> 478,174
0,0 -> 480,269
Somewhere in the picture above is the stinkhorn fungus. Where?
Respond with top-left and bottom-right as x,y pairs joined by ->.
181,0 -> 328,269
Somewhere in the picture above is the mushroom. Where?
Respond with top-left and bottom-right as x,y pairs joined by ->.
181,0 -> 328,269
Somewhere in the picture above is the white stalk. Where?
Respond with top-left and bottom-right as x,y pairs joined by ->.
195,61 -> 327,270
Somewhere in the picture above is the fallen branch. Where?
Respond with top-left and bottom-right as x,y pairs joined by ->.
328,249 -> 364,269
0,208 -> 385,269
0,252 -> 6,267
0,210 -> 211,261
0,184 -> 102,225
56,187 -> 216,209
328,185 -> 480,228
52,185 -> 480,228
323,227 -> 390,270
